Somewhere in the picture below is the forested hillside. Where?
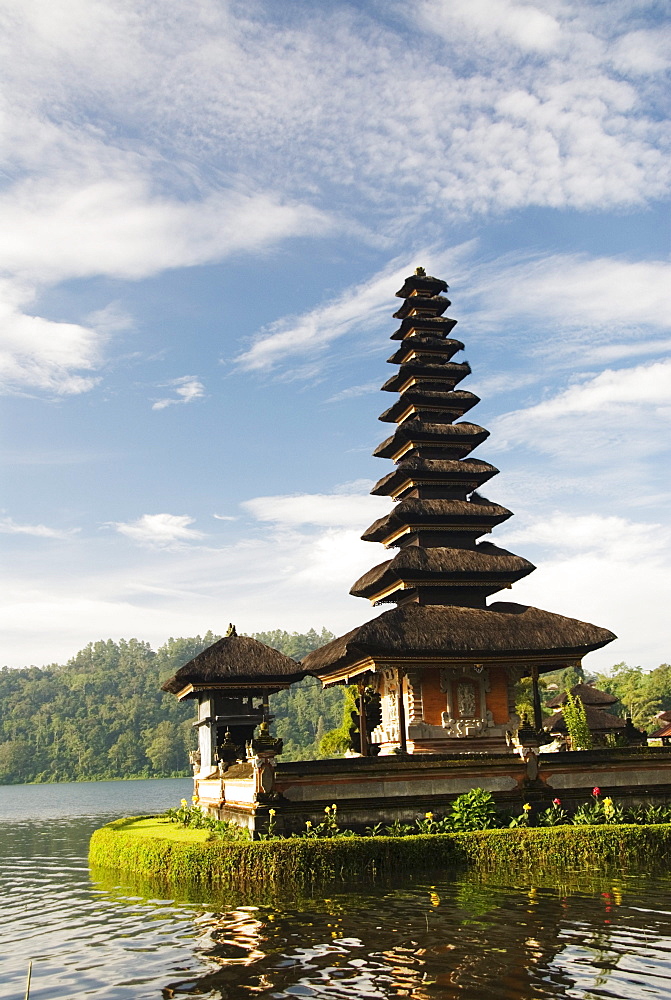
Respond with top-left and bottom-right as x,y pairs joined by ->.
2,629 -> 668,786
0,628 -> 343,785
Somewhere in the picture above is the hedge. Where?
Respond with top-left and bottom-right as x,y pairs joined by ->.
89,816 -> 671,888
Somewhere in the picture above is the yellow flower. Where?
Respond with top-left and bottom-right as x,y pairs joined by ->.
306,820 -> 312,828
269,808 -> 276,817
425,812 -> 434,820
523,803 -> 532,812
603,797 -> 613,806
180,798 -> 188,807
191,795 -> 199,804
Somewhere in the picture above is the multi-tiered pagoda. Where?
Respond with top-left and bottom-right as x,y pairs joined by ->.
303,269 -> 616,754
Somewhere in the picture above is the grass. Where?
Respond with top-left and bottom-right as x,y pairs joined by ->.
89,815 -> 671,889
110,816 -> 212,843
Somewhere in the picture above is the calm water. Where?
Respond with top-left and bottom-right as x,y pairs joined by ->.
1,779 -> 671,999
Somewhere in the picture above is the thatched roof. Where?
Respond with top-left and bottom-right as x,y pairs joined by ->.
371,457 -> 499,496
373,421 -> 489,460
379,390 -> 479,424
393,295 -> 450,320
545,705 -> 626,734
301,602 -> 617,677
161,634 -> 307,695
546,683 -> 618,709
361,498 -> 512,542
381,361 -> 471,393
350,543 -> 535,599
390,316 -> 458,340
387,337 -> 464,365
395,273 -> 448,298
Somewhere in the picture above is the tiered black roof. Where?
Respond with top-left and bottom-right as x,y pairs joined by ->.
352,268 -> 533,608
302,269 -> 616,681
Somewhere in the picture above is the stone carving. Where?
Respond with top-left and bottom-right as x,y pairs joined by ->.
457,680 -> 477,718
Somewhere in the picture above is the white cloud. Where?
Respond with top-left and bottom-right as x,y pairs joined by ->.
499,512 -> 667,562
499,513 -> 671,672
0,279 -> 105,396
609,28 -> 671,76
0,178 -> 333,285
0,516 -> 78,540
466,254 -> 671,339
416,0 -> 561,53
3,503 -> 669,673
236,245 -> 472,372
108,513 -> 205,548
326,381 -> 381,403
242,492 -> 388,530
0,0 -> 667,272
152,375 -> 205,410
494,358 -> 671,460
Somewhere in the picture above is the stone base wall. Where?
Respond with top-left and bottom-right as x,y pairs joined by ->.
195,746 -> 671,837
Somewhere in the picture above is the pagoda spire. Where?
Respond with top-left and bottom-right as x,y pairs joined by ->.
351,269 -> 534,610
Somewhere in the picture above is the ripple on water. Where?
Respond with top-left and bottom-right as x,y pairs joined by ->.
1,785 -> 671,999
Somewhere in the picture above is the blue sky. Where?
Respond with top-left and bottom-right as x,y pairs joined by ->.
1,0 -> 670,672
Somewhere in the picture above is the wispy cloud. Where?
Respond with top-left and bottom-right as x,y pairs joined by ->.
108,513 -> 205,548
494,358 -> 671,461
152,375 -> 205,410
235,245 -> 472,372
325,381 -> 381,403
242,491 -> 388,530
0,516 -> 78,540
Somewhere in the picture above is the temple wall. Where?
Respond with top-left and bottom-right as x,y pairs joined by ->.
195,746 -> 671,836
487,668 -> 510,725
420,671 -> 444,725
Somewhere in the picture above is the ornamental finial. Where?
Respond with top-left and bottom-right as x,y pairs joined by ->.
226,623 -> 237,637
414,266 -> 426,276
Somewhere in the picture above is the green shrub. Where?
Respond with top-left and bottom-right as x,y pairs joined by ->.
448,788 -> 500,831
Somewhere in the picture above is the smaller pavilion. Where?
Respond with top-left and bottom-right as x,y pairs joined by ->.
544,683 -> 646,746
651,711 -> 671,746
161,625 -> 305,785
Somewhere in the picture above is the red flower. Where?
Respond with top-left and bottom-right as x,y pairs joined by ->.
592,787 -> 601,797
553,798 -> 561,806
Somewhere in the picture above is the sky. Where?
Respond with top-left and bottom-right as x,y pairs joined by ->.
1,0 -> 670,673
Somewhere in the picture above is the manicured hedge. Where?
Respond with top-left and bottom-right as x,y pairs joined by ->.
89,816 -> 671,887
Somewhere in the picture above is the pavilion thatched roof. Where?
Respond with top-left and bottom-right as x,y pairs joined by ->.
545,704 -> 626,734
546,683 -> 618,709
361,498 -> 513,542
390,315 -> 458,340
302,602 -> 616,679
387,337 -> 465,365
379,389 -> 479,423
350,543 -> 535,599
381,361 -> 471,393
161,633 -> 307,695
393,295 -> 450,319
373,421 -> 489,459
371,457 -> 499,496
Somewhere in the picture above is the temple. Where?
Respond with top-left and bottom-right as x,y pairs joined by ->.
303,268 -> 616,754
161,270 -> 671,836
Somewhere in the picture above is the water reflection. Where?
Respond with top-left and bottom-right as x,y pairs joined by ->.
104,869 -> 669,1000
2,781 -> 671,999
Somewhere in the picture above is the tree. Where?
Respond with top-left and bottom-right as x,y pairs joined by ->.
562,692 -> 593,750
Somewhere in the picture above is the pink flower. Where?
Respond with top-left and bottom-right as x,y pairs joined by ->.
553,798 -> 561,806
592,787 -> 601,797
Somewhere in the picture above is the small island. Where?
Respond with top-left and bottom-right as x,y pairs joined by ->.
91,270 -> 671,882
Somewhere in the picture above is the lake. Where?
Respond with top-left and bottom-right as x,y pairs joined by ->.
1,778 -> 671,999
